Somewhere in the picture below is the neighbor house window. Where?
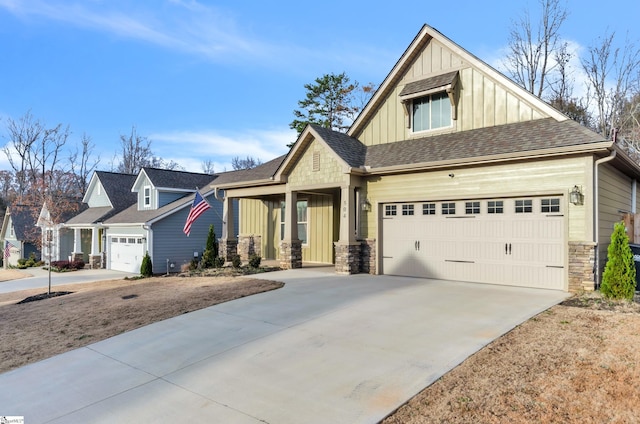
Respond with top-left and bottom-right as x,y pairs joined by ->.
402,204 -> 414,216
280,200 -> 308,244
487,200 -> 504,214
515,199 -> 533,213
422,203 -> 436,215
144,186 -> 151,207
412,92 -> 451,132
541,198 -> 560,213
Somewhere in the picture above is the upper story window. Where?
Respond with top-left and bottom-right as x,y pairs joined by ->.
412,92 -> 452,132
399,71 -> 459,133
143,186 -> 151,208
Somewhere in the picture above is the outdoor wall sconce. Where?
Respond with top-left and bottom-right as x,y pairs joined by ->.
570,185 -> 584,205
361,199 -> 372,212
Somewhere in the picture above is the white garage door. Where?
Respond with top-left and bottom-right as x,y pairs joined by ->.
381,196 -> 565,290
110,236 -> 144,273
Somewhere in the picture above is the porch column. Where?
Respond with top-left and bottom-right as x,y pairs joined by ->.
335,185 -> 361,274
89,228 -> 102,269
219,196 -> 238,261
71,228 -> 83,263
280,190 -> 301,269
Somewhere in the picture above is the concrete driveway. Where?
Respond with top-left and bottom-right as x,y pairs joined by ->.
0,269 -> 568,423
0,267 -> 135,294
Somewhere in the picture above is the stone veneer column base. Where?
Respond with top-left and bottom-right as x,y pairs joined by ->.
89,254 -> 102,269
334,242 -> 361,275
71,252 -> 84,263
360,239 -> 376,274
280,240 -> 302,269
219,238 -> 238,261
238,235 -> 262,261
568,241 -> 596,292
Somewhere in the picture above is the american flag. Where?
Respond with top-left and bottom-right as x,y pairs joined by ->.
4,240 -> 15,259
183,190 -> 211,236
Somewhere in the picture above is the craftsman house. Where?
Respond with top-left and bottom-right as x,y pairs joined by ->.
1,204 -> 41,266
210,24 -> 640,292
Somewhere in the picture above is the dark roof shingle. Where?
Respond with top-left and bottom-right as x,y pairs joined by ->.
142,168 -> 215,190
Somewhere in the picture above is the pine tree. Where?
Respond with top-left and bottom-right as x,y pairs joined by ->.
601,221 -> 636,300
140,251 -> 153,277
201,224 -> 218,268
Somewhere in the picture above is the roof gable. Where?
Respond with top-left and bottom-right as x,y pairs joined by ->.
133,168 -> 215,193
349,24 -> 567,145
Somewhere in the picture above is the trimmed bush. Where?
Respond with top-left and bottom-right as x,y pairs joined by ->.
140,252 -> 153,277
50,260 -> 85,271
601,221 -> 636,300
248,254 -> 261,268
231,255 -> 242,268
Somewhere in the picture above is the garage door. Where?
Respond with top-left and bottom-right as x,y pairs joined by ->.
381,196 -> 565,290
110,236 -> 144,273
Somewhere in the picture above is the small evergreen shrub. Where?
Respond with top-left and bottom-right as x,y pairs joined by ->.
231,255 -> 242,268
189,257 -> 199,271
140,252 -> 153,277
201,225 -> 219,268
214,256 -> 225,268
601,221 -> 636,300
17,258 -> 27,266
248,254 -> 261,268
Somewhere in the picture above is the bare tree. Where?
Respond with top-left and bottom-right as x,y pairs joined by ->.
116,126 -> 153,174
231,156 -> 262,170
581,31 -> 640,138
2,111 -> 44,197
201,159 -> 215,174
504,0 -> 568,98
69,133 -> 100,196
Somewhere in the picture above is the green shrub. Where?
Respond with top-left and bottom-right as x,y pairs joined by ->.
248,254 -> 261,268
140,252 -> 153,277
601,221 -> 636,300
201,225 -> 220,269
231,255 -> 242,268
214,256 -> 225,268
17,258 -> 27,266
189,257 -> 199,271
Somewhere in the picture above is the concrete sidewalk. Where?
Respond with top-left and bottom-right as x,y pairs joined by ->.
0,267 -> 135,294
0,270 -> 568,423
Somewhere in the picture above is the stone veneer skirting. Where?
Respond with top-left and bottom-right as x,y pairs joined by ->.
334,242 -> 361,274
238,235 -> 262,261
568,241 -> 595,292
360,239 -> 376,274
280,240 -> 302,269
219,238 -> 238,261
89,254 -> 102,270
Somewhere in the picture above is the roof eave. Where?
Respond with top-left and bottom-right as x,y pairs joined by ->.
366,142 -> 613,175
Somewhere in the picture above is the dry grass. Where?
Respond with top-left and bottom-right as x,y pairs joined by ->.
0,273 -> 283,373
383,294 -> 640,424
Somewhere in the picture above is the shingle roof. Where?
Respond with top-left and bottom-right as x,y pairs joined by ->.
365,118 -> 607,168
310,124 -> 367,168
399,71 -> 459,97
142,168 -> 215,190
95,171 -> 138,213
65,206 -> 113,225
210,155 -> 287,186
8,205 -> 40,241
104,191 -> 197,224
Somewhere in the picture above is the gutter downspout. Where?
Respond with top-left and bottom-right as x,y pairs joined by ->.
594,150 -> 617,289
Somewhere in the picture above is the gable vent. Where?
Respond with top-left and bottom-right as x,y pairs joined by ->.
312,151 -> 320,171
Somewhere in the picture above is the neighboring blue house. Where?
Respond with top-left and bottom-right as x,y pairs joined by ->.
64,167 -> 237,274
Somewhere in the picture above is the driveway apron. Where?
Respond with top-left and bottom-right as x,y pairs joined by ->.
0,269 -> 568,423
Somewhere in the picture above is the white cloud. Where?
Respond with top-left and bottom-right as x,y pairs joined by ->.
149,127 -> 294,173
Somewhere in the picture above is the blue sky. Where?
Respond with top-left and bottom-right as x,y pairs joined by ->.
1,0 -> 638,174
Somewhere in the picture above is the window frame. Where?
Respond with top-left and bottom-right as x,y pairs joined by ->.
402,204 -> 414,216
143,186 -> 151,208
541,198 -> 561,213
422,203 -> 436,215
515,199 -> 533,214
442,202 -> 456,215
280,200 -> 309,245
465,201 -> 480,215
487,200 -> 504,214
411,91 -> 452,133
385,204 -> 397,216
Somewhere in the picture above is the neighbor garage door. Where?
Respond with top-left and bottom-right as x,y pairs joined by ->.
109,236 -> 144,273
381,196 -> 565,290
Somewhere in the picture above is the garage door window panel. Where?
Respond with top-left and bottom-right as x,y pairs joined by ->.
487,200 -> 504,214
541,198 -> 560,213
442,202 -> 456,215
422,203 -> 436,215
515,199 -> 533,213
402,204 -> 414,216
385,205 -> 397,216
465,201 -> 480,214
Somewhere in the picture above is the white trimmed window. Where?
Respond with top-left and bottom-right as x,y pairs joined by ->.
412,92 -> 452,132
280,200 -> 308,244
143,186 -> 151,208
